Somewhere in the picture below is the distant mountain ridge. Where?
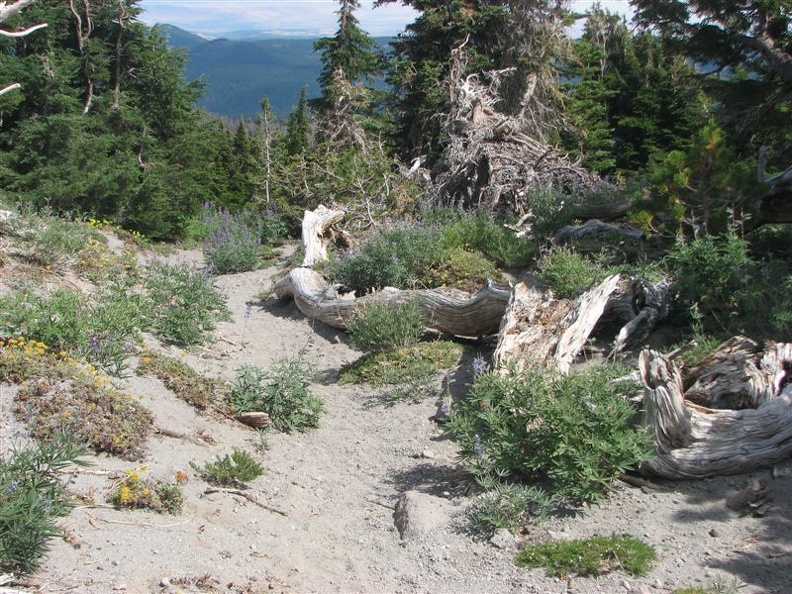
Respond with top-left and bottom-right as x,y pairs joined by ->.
158,24 -> 389,120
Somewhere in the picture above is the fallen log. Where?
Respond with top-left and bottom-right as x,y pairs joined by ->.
553,219 -> 643,246
638,342 -> 792,479
273,267 -> 512,337
492,274 -> 620,374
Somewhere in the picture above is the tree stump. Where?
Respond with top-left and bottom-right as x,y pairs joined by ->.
638,341 -> 792,479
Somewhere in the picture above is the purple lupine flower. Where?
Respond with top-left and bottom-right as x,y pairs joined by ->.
473,434 -> 484,457
472,355 -> 488,375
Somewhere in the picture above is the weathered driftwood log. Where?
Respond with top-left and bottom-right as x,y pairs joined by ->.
493,274 -> 620,374
609,277 -> 672,357
638,343 -> 792,479
553,219 -> 643,246
300,204 -> 349,267
274,267 -> 512,337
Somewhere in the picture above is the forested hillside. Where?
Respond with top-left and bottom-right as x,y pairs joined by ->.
160,25 -> 390,119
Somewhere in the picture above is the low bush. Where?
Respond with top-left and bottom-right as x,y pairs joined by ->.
1,337 -> 153,460
0,439 -> 86,574
448,365 -> 651,503
14,373 -> 153,460
515,534 -> 656,577
329,226 -> 441,294
347,299 -> 425,352
536,246 -> 605,297
190,449 -> 264,487
466,478 -> 554,537
144,261 -> 230,346
200,203 -> 263,275
439,213 -> 537,268
228,358 -> 323,432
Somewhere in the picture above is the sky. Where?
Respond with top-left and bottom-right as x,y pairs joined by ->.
137,0 -> 635,38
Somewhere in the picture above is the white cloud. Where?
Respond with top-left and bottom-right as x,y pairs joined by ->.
138,1 -> 419,37
138,1 -> 634,38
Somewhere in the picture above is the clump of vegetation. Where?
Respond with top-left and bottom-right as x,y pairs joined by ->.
330,226 -> 442,294
0,439 -> 86,574
190,449 -> 264,487
328,216 -> 523,296
467,478 -> 554,537
347,299 -> 425,352
144,261 -> 230,346
19,215 -> 99,268
339,341 -> 462,399
535,246 -> 605,297
14,373 -> 153,460
448,365 -> 651,503
515,534 -> 656,577
200,203 -> 264,275
137,350 -> 224,410
108,468 -> 186,514
438,212 -> 537,268
228,359 -> 323,432
1,336 -> 153,459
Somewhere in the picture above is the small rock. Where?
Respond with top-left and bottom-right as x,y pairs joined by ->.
489,528 -> 516,551
621,578 -> 631,590
708,527 -> 719,537
159,578 -> 171,587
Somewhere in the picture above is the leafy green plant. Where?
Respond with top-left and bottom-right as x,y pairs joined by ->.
467,477 -> 554,537
21,216 -> 96,268
228,359 -> 323,432
347,299 -> 425,352
144,261 -> 230,346
536,246 -> 605,298
329,226 -> 442,294
200,203 -> 263,275
0,439 -> 86,574
108,468 -> 185,514
137,350 -> 224,410
515,534 -> 656,577
190,449 -> 264,487
669,231 -> 757,334
448,365 -> 651,503
439,213 -> 537,268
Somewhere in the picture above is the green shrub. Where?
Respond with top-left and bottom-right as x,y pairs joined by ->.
329,227 -> 442,294
190,449 -> 264,487
0,439 -> 86,574
0,289 -> 88,352
524,188 -> 577,240
0,279 -> 146,378
467,478 -> 554,537
22,217 -> 94,268
440,213 -> 537,267
515,534 -> 656,577
448,365 -> 651,503
229,359 -> 323,432
347,299 -> 425,352
200,203 -> 263,275
144,261 -> 230,346
536,246 -> 604,298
